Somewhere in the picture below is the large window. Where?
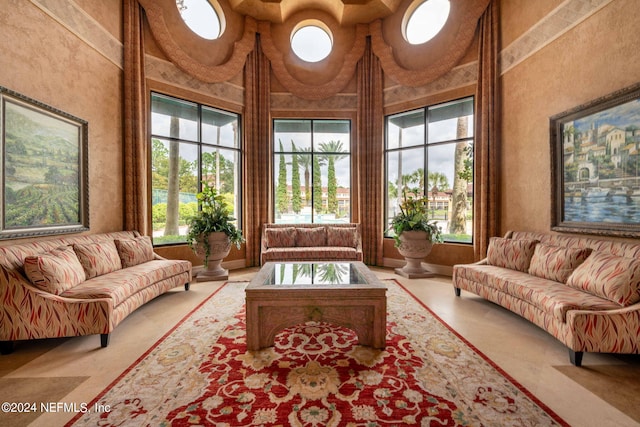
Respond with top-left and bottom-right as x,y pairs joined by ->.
385,97 -> 474,243
151,93 -> 241,245
273,119 -> 351,223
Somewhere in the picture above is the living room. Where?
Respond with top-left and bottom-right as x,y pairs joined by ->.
1,0 -> 639,426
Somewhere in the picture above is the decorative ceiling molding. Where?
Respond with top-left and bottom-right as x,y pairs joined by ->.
139,0 -> 490,99
139,0 -> 256,83
371,0 -> 489,87
259,19 -> 368,100
227,0 -> 403,25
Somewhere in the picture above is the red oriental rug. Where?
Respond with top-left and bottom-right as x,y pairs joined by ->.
67,280 -> 568,426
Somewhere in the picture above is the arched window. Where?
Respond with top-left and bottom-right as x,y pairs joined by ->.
290,21 -> 333,63
176,0 -> 225,40
403,0 -> 450,45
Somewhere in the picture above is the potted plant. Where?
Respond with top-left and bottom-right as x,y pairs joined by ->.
186,182 -> 244,281
388,193 -> 443,278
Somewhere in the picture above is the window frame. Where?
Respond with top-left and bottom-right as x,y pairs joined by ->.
272,118 -> 352,224
384,96 -> 474,244
150,91 -> 242,247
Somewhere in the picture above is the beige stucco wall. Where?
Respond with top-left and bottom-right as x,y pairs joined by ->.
0,0 -> 124,246
500,0 -> 640,236
3,0 -> 637,266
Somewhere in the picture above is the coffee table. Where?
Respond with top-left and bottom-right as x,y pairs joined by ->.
245,261 -> 387,351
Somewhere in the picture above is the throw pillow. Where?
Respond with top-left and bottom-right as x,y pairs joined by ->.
24,246 -> 86,295
115,236 -> 155,268
295,227 -> 326,247
528,244 -> 592,283
327,227 -> 358,248
486,237 -> 539,272
73,240 -> 122,279
265,227 -> 297,248
566,252 -> 640,306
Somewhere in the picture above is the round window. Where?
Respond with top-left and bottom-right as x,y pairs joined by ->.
404,0 -> 451,45
290,23 -> 333,63
176,0 -> 224,40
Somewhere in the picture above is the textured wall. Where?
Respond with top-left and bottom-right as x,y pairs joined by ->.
500,0 -> 640,236
4,0 -> 635,266
0,0 -> 123,246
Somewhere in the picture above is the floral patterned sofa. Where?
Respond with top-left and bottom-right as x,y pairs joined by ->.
453,231 -> 640,366
0,231 -> 192,353
260,223 -> 363,264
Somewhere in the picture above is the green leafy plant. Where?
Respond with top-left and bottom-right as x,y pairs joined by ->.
388,192 -> 443,247
186,182 -> 244,264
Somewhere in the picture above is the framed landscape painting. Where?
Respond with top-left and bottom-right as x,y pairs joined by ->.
551,82 -> 640,237
0,87 -> 89,239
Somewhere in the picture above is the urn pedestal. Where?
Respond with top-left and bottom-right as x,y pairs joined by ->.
394,230 -> 435,279
196,232 -> 231,282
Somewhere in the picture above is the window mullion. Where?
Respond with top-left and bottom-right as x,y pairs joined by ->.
424,106 -> 429,199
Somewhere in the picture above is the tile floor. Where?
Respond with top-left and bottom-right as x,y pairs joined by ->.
1,267 -> 638,427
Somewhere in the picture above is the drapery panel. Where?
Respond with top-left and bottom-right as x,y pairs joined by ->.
474,0 -> 500,260
243,34 -> 271,266
125,2 -> 495,265
123,0 -> 150,236
356,37 -> 384,266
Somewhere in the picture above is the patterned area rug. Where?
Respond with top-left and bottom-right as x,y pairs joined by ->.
66,280 -> 568,426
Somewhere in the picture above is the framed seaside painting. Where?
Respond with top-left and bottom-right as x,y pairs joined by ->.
550,82 -> 640,237
0,86 -> 89,239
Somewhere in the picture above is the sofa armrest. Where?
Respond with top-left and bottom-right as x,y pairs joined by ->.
0,266 -> 113,342
261,225 -> 269,253
564,302 -> 640,353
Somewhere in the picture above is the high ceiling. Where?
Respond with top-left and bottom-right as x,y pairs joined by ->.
226,0 -> 404,25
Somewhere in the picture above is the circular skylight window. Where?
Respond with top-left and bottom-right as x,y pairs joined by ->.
177,0 -> 224,40
404,0 -> 451,45
291,23 -> 333,63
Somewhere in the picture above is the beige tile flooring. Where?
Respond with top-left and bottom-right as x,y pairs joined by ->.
1,267 -> 638,427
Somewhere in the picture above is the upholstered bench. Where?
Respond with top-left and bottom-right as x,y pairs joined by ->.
260,223 -> 363,264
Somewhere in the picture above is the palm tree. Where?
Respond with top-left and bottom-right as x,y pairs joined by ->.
450,116 -> 470,234
318,140 -> 347,215
295,143 -> 312,206
427,171 -> 449,194
427,171 -> 449,217
165,116 -> 181,236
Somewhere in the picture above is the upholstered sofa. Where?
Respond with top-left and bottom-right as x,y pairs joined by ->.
453,231 -> 640,366
0,231 -> 192,353
260,223 -> 363,264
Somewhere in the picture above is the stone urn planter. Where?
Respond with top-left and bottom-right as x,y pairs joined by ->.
195,231 -> 232,282
394,230 -> 435,278
186,182 -> 244,283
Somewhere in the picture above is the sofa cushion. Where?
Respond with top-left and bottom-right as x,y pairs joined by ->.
566,252 -> 640,306
295,227 -> 326,247
264,227 -> 297,248
486,237 -> 539,272
528,244 -> 592,284
454,264 -> 620,322
23,246 -> 86,295
262,247 -> 360,262
115,236 -> 154,268
73,240 -> 122,279
60,259 -> 192,306
327,226 -> 358,248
